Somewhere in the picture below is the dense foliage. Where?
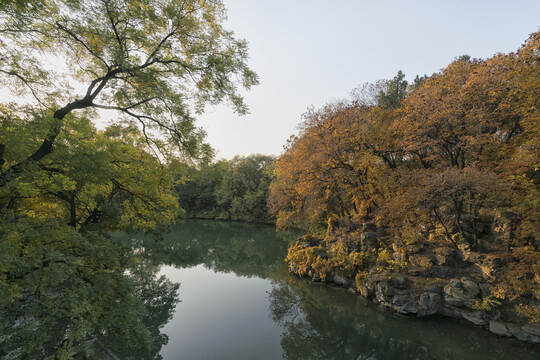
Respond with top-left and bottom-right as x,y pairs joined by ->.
0,0 -> 257,358
175,154 -> 276,223
0,217 -> 179,359
0,0 -> 258,187
269,31 -> 539,322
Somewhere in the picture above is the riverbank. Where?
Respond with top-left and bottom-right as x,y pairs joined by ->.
116,219 -> 538,359
286,217 -> 540,344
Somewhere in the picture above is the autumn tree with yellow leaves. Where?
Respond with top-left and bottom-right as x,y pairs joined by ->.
270,31 -> 539,323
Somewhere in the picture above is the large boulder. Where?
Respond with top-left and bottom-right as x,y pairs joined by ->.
443,277 -> 480,308
461,309 -> 489,326
417,292 -> 442,316
505,322 -> 540,344
489,320 -> 512,337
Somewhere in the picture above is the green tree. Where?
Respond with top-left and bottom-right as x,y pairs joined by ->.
0,1 -> 259,357
175,160 -> 228,218
0,115 -> 180,233
376,70 -> 408,109
215,154 -> 275,223
0,217 -> 179,360
0,0 -> 258,187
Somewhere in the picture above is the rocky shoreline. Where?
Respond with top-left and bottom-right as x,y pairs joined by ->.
286,219 -> 540,344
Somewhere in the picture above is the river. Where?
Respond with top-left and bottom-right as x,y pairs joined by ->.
112,220 -> 538,360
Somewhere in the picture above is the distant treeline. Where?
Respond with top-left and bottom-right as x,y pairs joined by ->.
175,154 -> 276,223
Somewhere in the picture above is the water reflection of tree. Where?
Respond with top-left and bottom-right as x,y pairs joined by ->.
268,278 -> 438,360
120,220 -> 296,279
123,220 -> 436,359
268,276 -> 538,360
112,220 -> 534,360
0,219 -> 179,360
102,259 -> 180,360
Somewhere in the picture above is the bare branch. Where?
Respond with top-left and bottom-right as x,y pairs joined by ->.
55,21 -> 110,70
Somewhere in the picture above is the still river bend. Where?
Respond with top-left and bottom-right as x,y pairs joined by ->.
112,220 -> 538,360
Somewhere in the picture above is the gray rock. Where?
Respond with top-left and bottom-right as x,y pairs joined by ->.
392,275 -> 409,290
417,292 -> 441,316
439,304 -> 464,319
424,285 -> 441,293
522,323 -> 540,337
407,268 -> 430,276
375,281 -> 393,303
461,309 -> 489,326
376,281 -> 393,297
460,277 -> 480,298
409,253 -> 436,268
328,273 -> 350,286
444,294 -> 465,307
443,278 -> 480,308
392,296 -> 405,306
404,244 -> 425,254
489,320 -> 512,337
400,301 -> 418,315
433,247 -> 457,266
506,323 -> 540,344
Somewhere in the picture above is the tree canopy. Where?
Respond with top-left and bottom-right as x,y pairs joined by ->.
0,0 -> 258,186
0,1 -> 258,358
269,31 -> 539,323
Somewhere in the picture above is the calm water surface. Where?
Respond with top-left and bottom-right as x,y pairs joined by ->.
119,220 -> 539,360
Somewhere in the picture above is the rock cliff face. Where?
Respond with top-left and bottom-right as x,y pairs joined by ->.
287,218 -> 540,344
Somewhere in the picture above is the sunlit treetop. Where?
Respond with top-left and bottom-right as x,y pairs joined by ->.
0,0 -> 258,186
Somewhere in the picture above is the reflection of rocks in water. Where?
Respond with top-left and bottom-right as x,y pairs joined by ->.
267,278 -> 538,360
268,280 -> 437,360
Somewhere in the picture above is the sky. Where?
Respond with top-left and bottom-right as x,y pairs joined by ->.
196,0 -> 540,160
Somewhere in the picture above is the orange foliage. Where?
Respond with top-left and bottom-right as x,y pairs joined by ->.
269,31 -> 539,244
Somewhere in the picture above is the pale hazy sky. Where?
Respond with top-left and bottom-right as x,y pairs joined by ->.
198,0 -> 540,160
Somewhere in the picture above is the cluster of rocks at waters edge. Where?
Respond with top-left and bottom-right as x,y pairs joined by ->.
287,217 -> 540,344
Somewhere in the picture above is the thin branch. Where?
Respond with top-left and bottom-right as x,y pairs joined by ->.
104,0 -> 126,55
0,68 -> 46,107
144,28 -> 178,66
55,21 -> 110,70
92,103 -> 184,142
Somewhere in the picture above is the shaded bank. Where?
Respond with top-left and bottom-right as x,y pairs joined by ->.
286,218 -> 540,344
